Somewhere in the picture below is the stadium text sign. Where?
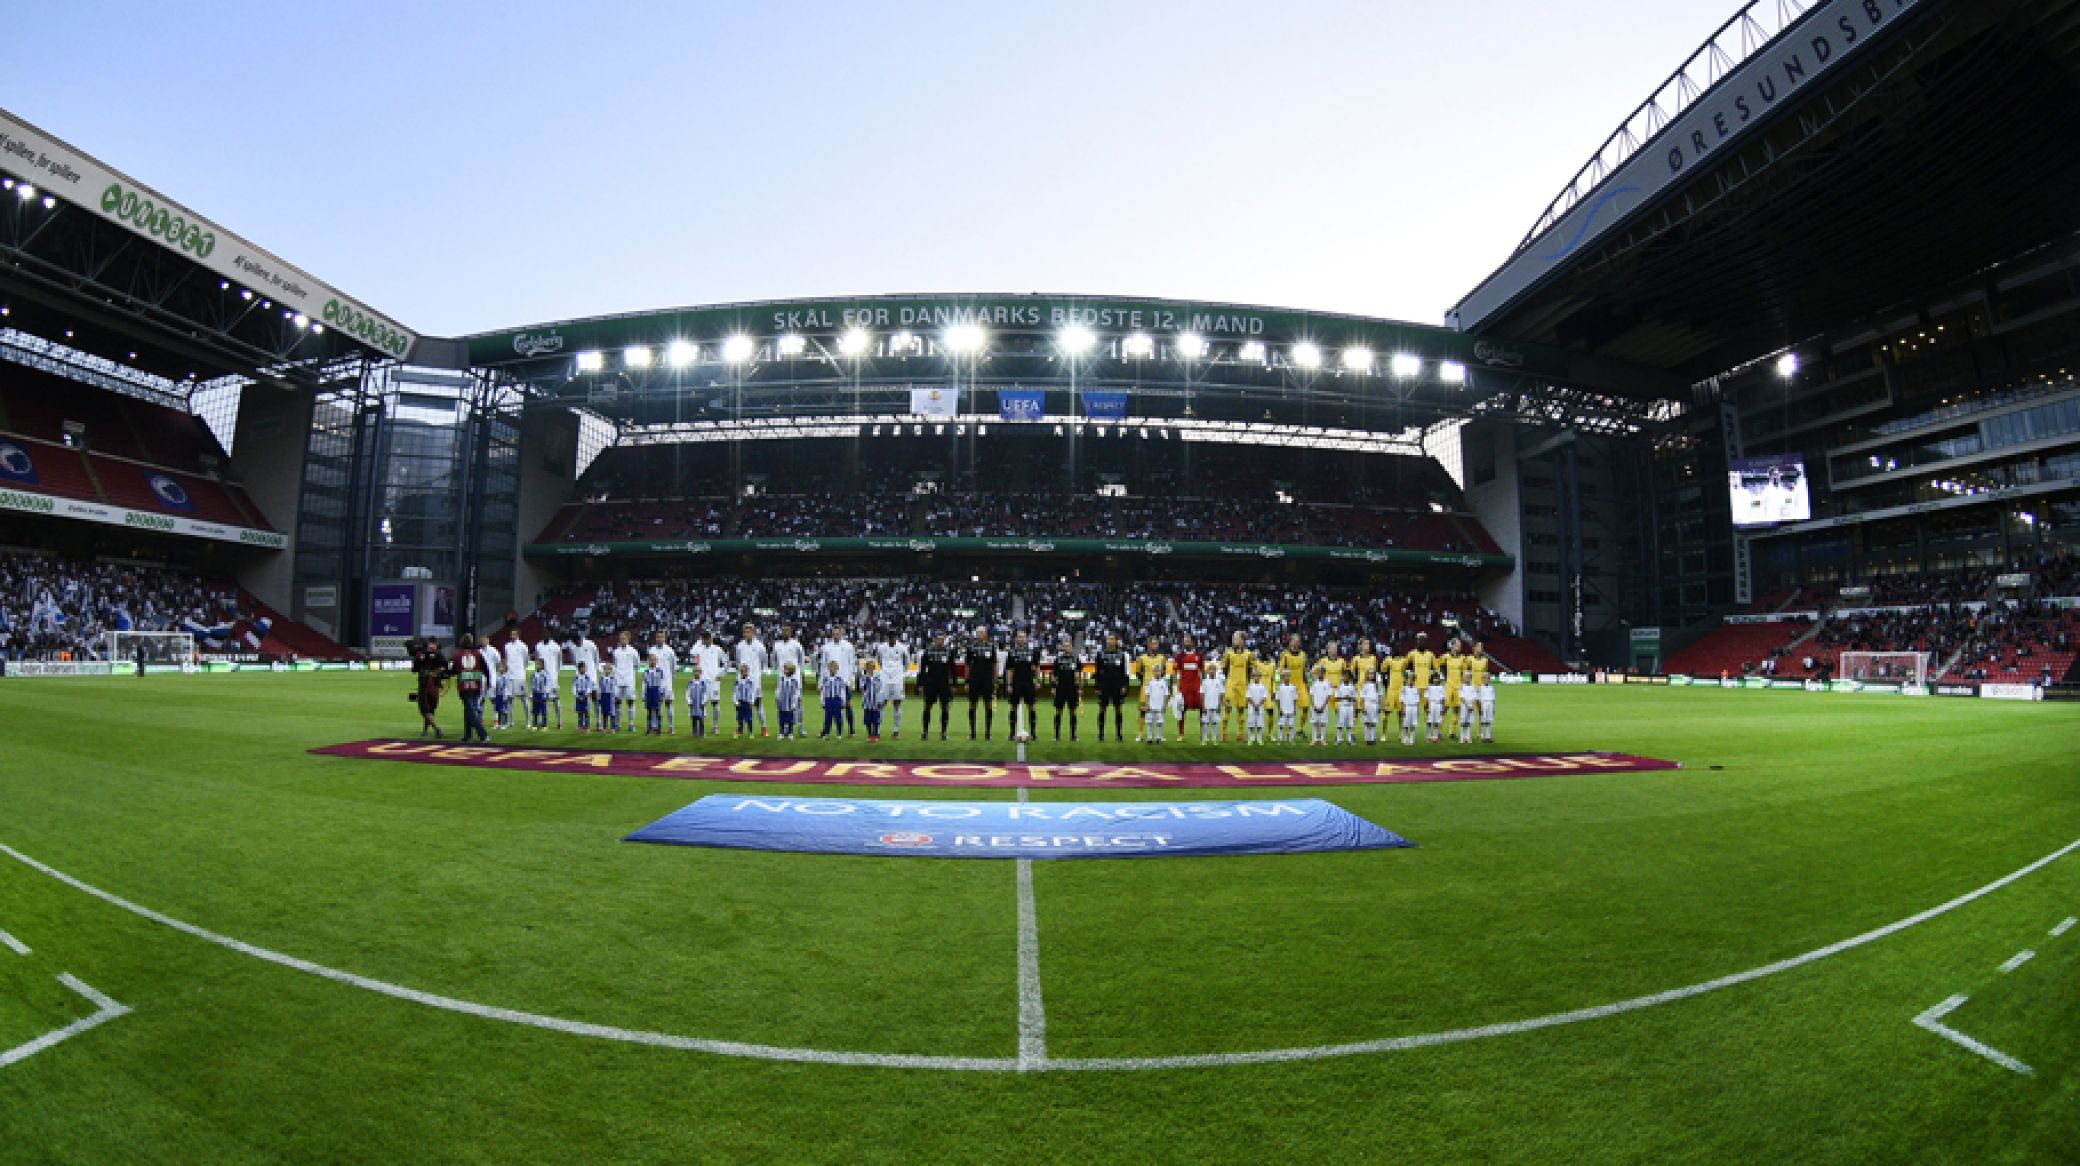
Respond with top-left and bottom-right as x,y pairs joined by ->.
0,485 -> 286,548
311,741 -> 1680,788
1455,0 -> 1928,328
0,108 -> 417,359
623,795 -> 1411,858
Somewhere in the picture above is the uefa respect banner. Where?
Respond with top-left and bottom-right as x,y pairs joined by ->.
624,796 -> 1412,859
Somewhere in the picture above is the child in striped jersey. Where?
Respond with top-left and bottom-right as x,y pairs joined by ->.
860,660 -> 887,742
819,660 -> 847,738
684,664 -> 710,739
572,661 -> 595,732
775,662 -> 803,739
733,666 -> 758,735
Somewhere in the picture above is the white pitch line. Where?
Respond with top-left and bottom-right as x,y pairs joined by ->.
2,835 -> 2077,1073
0,927 -> 28,956
2053,917 -> 2076,938
1912,995 -> 2032,1075
0,974 -> 130,1069
1998,950 -> 2034,974
1014,785 -> 1048,1069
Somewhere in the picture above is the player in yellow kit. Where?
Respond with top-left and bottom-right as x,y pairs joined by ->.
1318,641 -> 1348,689
1464,643 -> 1493,743
1382,639 -> 1406,737
1352,639 -> 1380,691
1442,639 -> 1468,739
1407,633 -> 1437,694
1220,631 -> 1254,742
1277,633 -> 1311,713
1133,635 -> 1169,710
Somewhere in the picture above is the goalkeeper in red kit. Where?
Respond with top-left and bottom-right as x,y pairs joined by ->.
1172,633 -> 1204,736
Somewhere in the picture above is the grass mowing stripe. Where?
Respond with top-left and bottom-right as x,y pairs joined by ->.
6,832 -> 2075,1074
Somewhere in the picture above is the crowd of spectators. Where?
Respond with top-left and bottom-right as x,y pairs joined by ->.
0,549 -> 229,661
530,576 -> 1516,660
543,490 -> 1494,554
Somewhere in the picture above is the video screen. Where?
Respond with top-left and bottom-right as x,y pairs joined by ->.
1728,454 -> 1811,527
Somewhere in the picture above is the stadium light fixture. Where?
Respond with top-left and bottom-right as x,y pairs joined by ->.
16,184 -> 34,200
666,339 -> 698,368
1057,324 -> 1097,355
1290,342 -> 1323,369
1237,340 -> 1268,364
1174,332 -> 1207,360
777,333 -> 808,357
624,345 -> 654,369
574,350 -> 605,373
293,313 -> 309,330
1122,332 -> 1155,358
838,327 -> 871,356
1439,360 -> 1467,384
1341,346 -> 1374,372
945,323 -> 986,353
722,334 -> 756,364
40,195 -> 54,209
1390,352 -> 1421,378
240,289 -> 253,301
1775,352 -> 1799,378
311,324 -> 324,335
0,178 -> 10,190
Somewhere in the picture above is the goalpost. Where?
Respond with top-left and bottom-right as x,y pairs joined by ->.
1837,650 -> 1930,689
107,631 -> 197,670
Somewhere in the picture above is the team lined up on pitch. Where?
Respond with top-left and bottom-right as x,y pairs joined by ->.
419,622 -> 1499,749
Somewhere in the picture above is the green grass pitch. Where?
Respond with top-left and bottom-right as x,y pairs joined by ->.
1,673 -> 2077,1163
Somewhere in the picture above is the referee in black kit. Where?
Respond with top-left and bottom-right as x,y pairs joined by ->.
1049,633 -> 1082,741
964,627 -> 998,741
918,632 -> 956,740
1000,629 -> 1040,738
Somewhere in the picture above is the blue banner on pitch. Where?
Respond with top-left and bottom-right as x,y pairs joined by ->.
624,796 -> 1412,859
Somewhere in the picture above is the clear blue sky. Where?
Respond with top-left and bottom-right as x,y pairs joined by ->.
11,0 -> 1737,337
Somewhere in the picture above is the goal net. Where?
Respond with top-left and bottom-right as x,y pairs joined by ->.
1838,650 -> 1929,688
107,631 -> 196,668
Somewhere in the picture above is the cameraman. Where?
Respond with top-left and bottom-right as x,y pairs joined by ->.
412,636 -> 449,739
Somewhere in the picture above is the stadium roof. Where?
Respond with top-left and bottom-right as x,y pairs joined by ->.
0,109 -> 416,393
463,293 -> 1686,437
1451,0 -> 2080,383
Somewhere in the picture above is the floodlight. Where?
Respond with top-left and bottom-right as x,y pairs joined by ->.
1290,342 -> 1323,369
240,290 -> 254,301
1390,352 -> 1421,378
16,184 -> 34,200
1341,346 -> 1374,372
891,330 -> 917,352
40,196 -> 54,209
1439,360 -> 1467,384
1775,352 -> 1799,378
777,333 -> 807,357
945,323 -> 986,353
1058,324 -> 1097,355
311,324 -> 324,335
722,334 -> 755,364
666,339 -> 698,368
624,345 -> 654,369
1237,340 -> 1268,364
838,327 -> 871,356
1122,332 -> 1155,358
1174,332 -> 1207,360
575,350 -> 605,372
293,314 -> 309,330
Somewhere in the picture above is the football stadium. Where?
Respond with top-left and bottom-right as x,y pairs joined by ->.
4,0 -> 2080,1161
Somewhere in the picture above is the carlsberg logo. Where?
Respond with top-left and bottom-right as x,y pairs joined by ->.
124,512 -> 176,531
513,332 -> 565,357
0,489 -> 55,513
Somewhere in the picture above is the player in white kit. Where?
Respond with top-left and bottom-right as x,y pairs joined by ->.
533,636 -> 564,729
736,624 -> 770,736
649,630 -> 679,735
610,632 -> 641,734
873,630 -> 910,739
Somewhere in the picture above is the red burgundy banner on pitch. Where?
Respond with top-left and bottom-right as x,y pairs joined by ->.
312,740 -> 1680,788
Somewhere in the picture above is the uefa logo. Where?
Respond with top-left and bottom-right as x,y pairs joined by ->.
878,832 -> 933,847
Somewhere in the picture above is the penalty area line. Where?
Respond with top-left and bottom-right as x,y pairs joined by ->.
1912,995 -> 2032,1076
1,836 -> 2077,1073
0,974 -> 130,1070
0,926 -> 29,956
